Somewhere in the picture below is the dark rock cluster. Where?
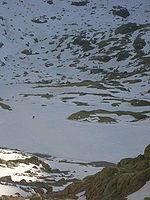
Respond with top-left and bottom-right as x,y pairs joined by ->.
53,144 -> 150,200
112,6 -> 130,18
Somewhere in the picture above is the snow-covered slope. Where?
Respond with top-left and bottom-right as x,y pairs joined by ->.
0,147 -> 103,197
0,0 -> 150,162
0,0 -> 149,85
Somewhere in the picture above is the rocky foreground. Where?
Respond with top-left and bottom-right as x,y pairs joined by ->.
51,144 -> 150,200
0,147 -> 112,199
0,145 -> 150,199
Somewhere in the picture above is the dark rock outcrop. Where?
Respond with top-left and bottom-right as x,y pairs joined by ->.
112,6 -> 130,18
72,35 -> 94,52
0,176 -> 12,182
115,23 -> 140,34
133,36 -> 146,50
117,50 -> 130,61
53,144 -> 150,200
71,1 -> 89,6
0,42 -> 4,48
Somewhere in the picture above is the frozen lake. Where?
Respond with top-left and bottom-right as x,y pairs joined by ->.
0,84 -> 150,163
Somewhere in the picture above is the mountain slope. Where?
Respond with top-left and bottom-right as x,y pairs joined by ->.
0,0 -> 150,162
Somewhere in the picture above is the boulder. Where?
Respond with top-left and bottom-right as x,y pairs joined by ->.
112,6 -> 130,18
133,36 -> 146,50
0,176 -> 12,183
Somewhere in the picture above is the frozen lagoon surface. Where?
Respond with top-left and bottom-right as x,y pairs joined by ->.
0,84 -> 149,163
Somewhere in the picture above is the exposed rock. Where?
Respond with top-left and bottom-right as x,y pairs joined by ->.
34,188 -> 44,195
46,186 -> 53,194
2,2 -> 8,5
44,0 -> 53,5
115,23 -> 140,34
133,36 -> 146,50
73,101 -> 89,106
0,196 -> 9,200
0,59 -> 5,66
0,42 -> 4,48
21,49 -> 33,55
130,99 -> 150,107
72,36 -> 94,52
0,158 -> 7,164
19,179 -> 28,185
98,116 -> 116,123
3,156 -> 52,173
23,156 -> 52,173
45,62 -> 54,67
31,16 -> 48,24
117,50 -> 130,61
7,161 -> 17,168
90,55 -> 112,62
0,16 -> 4,20
112,6 -> 130,18
22,93 -> 53,99
71,1 -> 89,6
98,40 -> 110,49
30,194 -> 42,200
34,38 -> 38,43
54,144 -> 150,200
0,176 -> 12,182
0,102 -> 12,111
68,109 -> 149,122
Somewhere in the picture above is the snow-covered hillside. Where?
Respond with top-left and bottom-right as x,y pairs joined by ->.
0,0 -> 150,162
0,0 -> 150,85
0,147 -> 104,197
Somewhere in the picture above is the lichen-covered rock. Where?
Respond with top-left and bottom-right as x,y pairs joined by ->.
115,23 -> 140,34
133,36 -> 146,50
